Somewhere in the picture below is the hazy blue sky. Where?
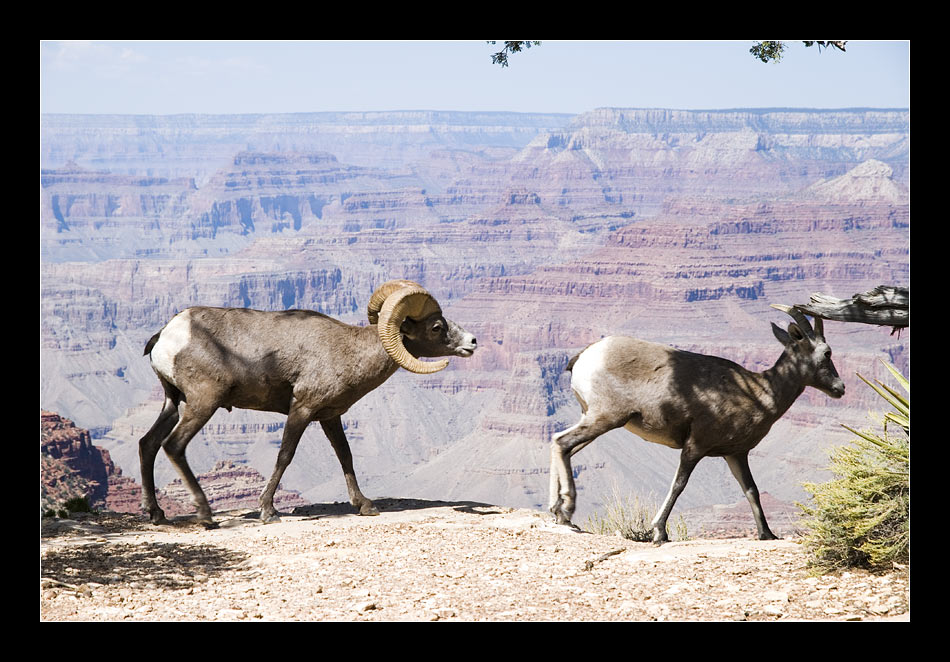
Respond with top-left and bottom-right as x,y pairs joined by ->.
39,40 -> 910,115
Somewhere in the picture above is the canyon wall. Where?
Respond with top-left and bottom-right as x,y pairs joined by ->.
40,108 -> 910,524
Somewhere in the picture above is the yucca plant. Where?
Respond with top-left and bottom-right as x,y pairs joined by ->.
799,361 -> 909,572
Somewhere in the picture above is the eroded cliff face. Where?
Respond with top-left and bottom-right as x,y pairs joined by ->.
40,108 -> 909,523
40,410 -> 307,519
511,108 -> 909,218
41,410 -> 152,515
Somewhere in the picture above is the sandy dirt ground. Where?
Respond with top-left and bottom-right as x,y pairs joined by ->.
40,499 -> 909,622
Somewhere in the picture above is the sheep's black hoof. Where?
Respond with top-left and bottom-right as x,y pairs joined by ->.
358,505 -> 380,516
551,514 -> 581,532
148,508 -> 170,526
260,511 -> 281,524
196,518 -> 219,530
552,510 -> 576,528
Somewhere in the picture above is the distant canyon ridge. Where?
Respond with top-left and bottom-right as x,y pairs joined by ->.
40,108 -> 909,526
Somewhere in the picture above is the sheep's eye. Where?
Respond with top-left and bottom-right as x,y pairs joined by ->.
431,322 -> 443,334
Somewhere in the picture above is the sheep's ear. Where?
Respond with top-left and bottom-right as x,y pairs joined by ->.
399,316 -> 420,337
772,322 -> 791,346
787,322 -> 807,342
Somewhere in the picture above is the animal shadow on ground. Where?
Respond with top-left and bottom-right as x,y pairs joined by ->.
272,497 -> 504,520
41,541 -> 248,590
41,511 -> 171,539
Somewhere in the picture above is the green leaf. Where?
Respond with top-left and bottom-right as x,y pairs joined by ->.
881,359 -> 910,394
856,372 -> 908,419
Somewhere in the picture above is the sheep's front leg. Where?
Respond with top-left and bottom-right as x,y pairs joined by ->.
725,452 -> 778,540
260,403 -> 312,523
651,446 -> 702,545
322,416 -> 378,516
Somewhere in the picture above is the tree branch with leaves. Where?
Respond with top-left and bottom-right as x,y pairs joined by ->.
487,41 -> 541,67
750,40 -> 848,63
487,41 -> 848,68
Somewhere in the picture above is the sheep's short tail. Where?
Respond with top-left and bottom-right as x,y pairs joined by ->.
144,331 -> 162,356
565,354 -> 578,372
566,339 -> 601,373
143,329 -> 184,407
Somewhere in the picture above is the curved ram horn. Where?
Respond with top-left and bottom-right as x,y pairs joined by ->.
367,279 -> 420,325
375,282 -> 449,375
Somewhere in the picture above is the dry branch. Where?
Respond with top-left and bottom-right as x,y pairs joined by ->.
793,285 -> 908,333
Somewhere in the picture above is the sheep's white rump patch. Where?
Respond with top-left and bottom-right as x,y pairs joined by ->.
150,309 -> 192,384
570,336 -> 680,448
569,336 -> 616,409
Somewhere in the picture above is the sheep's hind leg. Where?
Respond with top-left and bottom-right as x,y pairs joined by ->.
548,443 -> 568,524
322,416 -> 378,516
161,401 -> 218,529
549,414 -> 618,527
139,396 -> 179,525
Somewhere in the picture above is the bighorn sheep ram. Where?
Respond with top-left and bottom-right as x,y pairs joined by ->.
139,280 -> 477,527
549,305 -> 845,543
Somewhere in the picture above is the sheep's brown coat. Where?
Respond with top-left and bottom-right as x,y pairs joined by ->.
139,282 -> 476,526
550,307 -> 845,543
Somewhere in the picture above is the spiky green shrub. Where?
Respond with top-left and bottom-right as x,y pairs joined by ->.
799,362 -> 909,572
42,495 -> 95,520
40,453 -> 95,518
63,496 -> 93,513
584,486 -> 688,542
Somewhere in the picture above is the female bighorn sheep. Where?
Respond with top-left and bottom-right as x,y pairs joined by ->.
139,280 -> 477,527
549,305 -> 845,543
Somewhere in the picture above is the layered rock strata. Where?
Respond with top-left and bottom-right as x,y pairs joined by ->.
40,410 -> 162,515
40,108 -> 910,523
